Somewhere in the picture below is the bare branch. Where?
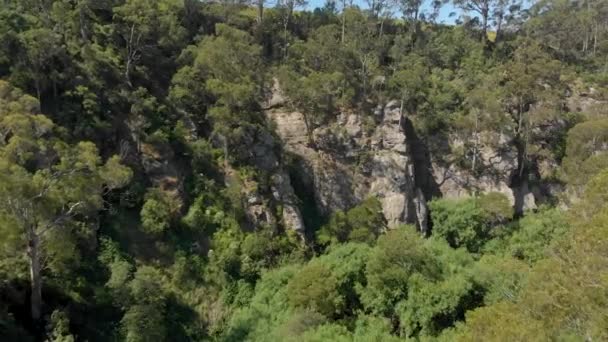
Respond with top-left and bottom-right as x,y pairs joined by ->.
38,202 -> 83,237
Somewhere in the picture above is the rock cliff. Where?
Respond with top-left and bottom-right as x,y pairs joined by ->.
229,125 -> 306,237
215,83 -> 606,237
266,98 -> 430,233
261,88 -> 583,234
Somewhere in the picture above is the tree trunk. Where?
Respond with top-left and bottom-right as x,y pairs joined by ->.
515,134 -> 526,179
593,23 -> 598,56
257,0 -> 264,23
28,231 -> 42,321
125,24 -> 138,87
361,57 -> 367,99
583,33 -> 588,53
472,110 -> 479,172
79,5 -> 88,41
223,135 -> 228,171
412,9 -> 419,46
302,112 -> 315,147
481,6 -> 488,43
34,77 -> 41,106
517,105 -> 526,178
282,1 -> 293,61
283,19 -> 289,60
371,0 -> 377,18
495,14 -> 503,44
341,0 -> 346,44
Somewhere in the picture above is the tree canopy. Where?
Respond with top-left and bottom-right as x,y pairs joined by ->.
0,0 -> 607,340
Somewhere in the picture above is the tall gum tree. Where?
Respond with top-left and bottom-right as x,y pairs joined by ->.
453,0 -> 521,43
468,40 -> 564,213
0,81 -> 132,320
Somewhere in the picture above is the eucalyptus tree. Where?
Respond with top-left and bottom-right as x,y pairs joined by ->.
0,81 -> 131,320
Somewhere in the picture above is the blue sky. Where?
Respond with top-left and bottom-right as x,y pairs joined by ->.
304,0 -> 461,24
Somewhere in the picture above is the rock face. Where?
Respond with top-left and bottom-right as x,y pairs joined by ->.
140,141 -> 184,208
265,100 -> 551,231
266,100 -> 429,232
429,134 -> 543,214
367,101 -> 420,228
430,133 -> 519,205
258,82 -> 608,235
567,86 -> 607,115
271,171 -> 306,234
234,125 -> 306,237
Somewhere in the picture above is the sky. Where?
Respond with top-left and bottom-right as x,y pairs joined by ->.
303,0 -> 462,24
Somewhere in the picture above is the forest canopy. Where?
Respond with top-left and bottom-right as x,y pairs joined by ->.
0,0 -> 607,341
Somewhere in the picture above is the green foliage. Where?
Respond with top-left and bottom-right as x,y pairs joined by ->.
140,188 -> 179,234
223,265 -> 298,341
317,197 -> 385,246
288,243 -> 371,318
472,254 -> 530,305
194,23 -> 263,119
287,263 -> 342,317
429,193 -> 511,253
527,0 -> 608,65
453,201 -> 608,341
120,266 -> 168,342
239,227 -> 301,281
181,194 -> 216,232
576,169 -> 608,220
359,227 -> 436,316
394,237 -> 481,338
275,310 -> 328,340
296,323 -> 351,342
278,67 -> 348,140
140,197 -> 172,234
0,80 -> 131,321
0,213 -> 27,280
351,315 -> 402,342
388,54 -> 430,115
223,243 -> 372,340
0,1 -> 607,341
561,119 -> 608,194
114,0 -> 187,50
46,309 -> 75,342
486,207 -> 569,263
478,192 -> 513,223
122,303 -> 167,342
398,273 -> 475,337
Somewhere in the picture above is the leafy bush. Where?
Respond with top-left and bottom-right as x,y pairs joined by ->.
316,197 -> 386,246
140,188 -> 180,234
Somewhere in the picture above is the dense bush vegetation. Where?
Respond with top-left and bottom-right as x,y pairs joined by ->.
0,0 -> 607,340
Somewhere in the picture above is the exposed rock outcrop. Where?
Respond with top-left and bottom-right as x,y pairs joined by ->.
567,86 -> 607,115
140,141 -> 184,208
430,133 -> 519,206
266,100 -> 429,232
259,82 -> 608,235
235,125 -> 306,237
271,171 -> 306,234
367,101 -> 421,229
